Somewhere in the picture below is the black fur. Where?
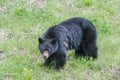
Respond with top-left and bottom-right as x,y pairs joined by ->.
38,17 -> 98,69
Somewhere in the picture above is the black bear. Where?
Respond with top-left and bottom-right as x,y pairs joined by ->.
38,17 -> 98,69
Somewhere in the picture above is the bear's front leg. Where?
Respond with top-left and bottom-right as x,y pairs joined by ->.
54,53 -> 66,70
43,54 -> 54,66
43,58 -> 50,66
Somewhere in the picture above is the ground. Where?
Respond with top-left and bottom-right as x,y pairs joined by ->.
0,0 -> 120,80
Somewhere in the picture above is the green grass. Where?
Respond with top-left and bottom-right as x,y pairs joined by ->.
0,0 -> 120,80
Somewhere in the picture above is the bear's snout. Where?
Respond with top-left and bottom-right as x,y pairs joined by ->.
43,51 -> 49,59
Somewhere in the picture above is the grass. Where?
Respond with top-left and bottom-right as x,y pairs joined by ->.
0,0 -> 120,80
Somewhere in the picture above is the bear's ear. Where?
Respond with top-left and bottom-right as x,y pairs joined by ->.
38,37 -> 44,43
50,38 -> 56,44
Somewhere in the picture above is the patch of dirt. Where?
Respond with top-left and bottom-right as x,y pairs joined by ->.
25,0 -> 47,9
0,6 -> 7,12
84,68 -> 92,80
0,29 -> 7,41
32,54 -> 43,64
2,74 -> 15,80
0,51 -> 5,60
13,47 -> 29,54
59,0 -> 75,6
103,67 -> 120,80
84,66 -> 120,80
7,32 -> 15,40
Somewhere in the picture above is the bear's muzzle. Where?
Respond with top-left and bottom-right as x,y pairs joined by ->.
43,51 -> 49,59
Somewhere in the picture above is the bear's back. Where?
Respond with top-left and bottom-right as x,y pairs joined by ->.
41,17 -> 95,49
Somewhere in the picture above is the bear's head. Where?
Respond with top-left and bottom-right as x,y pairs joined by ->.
38,37 -> 58,59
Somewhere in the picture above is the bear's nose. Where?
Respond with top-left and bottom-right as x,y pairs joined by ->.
43,51 -> 49,59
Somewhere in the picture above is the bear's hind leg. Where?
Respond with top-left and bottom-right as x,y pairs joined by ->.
81,23 -> 98,59
75,46 -> 85,57
82,43 -> 98,59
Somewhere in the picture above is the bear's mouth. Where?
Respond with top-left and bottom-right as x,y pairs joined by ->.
42,51 -> 49,59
